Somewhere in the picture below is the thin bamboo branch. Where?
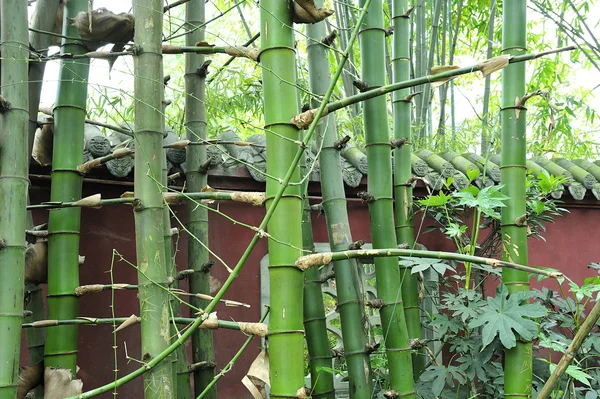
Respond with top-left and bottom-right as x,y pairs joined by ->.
537,300 -> 600,399
195,310 -> 270,399
295,248 -> 563,277
164,0 -> 191,12
292,46 -> 576,129
26,191 -> 265,210
22,315 -> 268,336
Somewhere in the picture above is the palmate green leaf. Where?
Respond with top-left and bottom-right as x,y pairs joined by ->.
469,286 -> 547,349
419,191 -> 451,207
420,365 -> 466,397
403,257 -> 456,276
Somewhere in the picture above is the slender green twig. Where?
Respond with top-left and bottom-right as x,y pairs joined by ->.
196,309 -> 270,399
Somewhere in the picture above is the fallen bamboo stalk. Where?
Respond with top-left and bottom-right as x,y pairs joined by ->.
295,248 -> 563,278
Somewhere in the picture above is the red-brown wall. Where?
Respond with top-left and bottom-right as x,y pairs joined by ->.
20,173 -> 600,398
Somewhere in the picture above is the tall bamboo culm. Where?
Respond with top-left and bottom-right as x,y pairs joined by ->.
26,2 -> 61,388
0,0 -> 29,396
301,152 -> 335,399
260,1 -> 305,396
501,1 -> 531,398
358,0 -> 415,395
391,0 -> 424,377
44,0 -> 89,374
132,1 -> 174,397
306,4 -> 374,397
184,0 -> 216,396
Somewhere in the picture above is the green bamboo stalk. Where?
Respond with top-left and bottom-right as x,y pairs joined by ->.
44,0 -> 89,375
501,1 -> 532,397
295,249 -> 562,278
185,0 -> 216,396
537,300 -> 600,399
392,0 -> 424,378
68,2 -> 374,396
132,1 -> 174,397
163,113 -> 187,398
359,0 -> 415,394
292,46 -> 575,130
301,152 -> 335,399
260,1 -> 305,396
307,5 -> 374,396
0,0 -> 30,395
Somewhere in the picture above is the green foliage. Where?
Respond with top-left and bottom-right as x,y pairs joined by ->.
469,286 -> 547,349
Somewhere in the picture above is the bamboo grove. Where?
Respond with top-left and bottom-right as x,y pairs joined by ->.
0,0 -> 598,398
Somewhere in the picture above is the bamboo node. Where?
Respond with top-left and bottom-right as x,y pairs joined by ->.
353,79 -> 369,92
295,252 -> 333,271
383,390 -> 399,399
196,60 -> 212,77
365,342 -> 381,355
348,240 -> 366,250
0,95 -> 12,113
75,284 -> 105,296
296,387 -> 309,399
367,298 -> 384,309
238,322 -> 268,337
357,191 -> 375,203
333,135 -> 351,149
163,192 -> 182,204
32,319 -> 59,327
321,29 -> 337,46
72,194 -> 102,209
224,46 -> 260,61
479,54 -> 511,77
390,138 -> 409,148
291,108 -> 319,130
230,192 -> 266,206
